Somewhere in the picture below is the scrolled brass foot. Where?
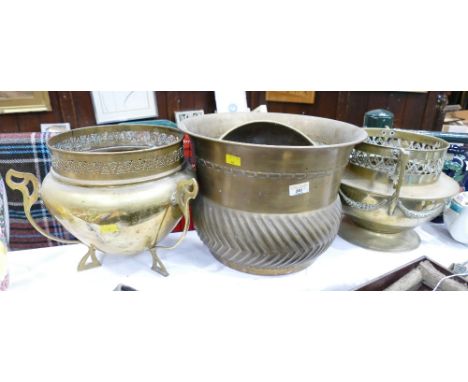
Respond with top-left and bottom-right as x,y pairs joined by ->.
77,245 -> 101,271
149,247 -> 169,277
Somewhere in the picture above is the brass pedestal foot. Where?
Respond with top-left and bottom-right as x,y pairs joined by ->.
77,246 -> 102,271
339,217 -> 421,252
149,247 -> 169,277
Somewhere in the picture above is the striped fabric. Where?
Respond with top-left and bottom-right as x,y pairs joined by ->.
0,133 -> 75,250
0,127 -> 196,251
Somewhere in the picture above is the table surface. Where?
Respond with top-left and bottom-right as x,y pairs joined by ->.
7,222 -> 468,291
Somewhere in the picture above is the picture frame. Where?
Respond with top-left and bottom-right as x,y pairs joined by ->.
265,91 -> 316,104
214,91 -> 250,112
40,123 -> 71,134
174,110 -> 204,127
91,91 -> 158,124
0,91 -> 52,114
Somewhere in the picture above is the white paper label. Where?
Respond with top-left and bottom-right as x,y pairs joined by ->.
289,181 -> 309,196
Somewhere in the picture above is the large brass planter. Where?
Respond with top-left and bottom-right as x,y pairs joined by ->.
6,124 -> 198,275
180,112 -> 367,275
339,128 -> 460,251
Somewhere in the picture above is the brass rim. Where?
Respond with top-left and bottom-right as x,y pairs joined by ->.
48,124 -> 183,156
179,112 -> 368,150
359,128 -> 449,154
46,124 -> 185,182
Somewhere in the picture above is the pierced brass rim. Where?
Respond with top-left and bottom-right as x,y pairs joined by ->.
47,124 -> 185,182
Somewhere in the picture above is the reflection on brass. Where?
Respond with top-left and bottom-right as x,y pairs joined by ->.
339,128 -> 460,251
6,124 -> 198,275
339,216 -> 421,252
180,112 -> 367,275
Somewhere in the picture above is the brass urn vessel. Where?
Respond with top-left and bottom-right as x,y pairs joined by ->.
339,128 -> 460,251
6,124 -> 198,275
180,112 -> 367,275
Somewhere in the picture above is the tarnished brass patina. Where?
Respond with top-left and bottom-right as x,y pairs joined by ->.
180,112 -> 367,275
6,124 -> 198,275
339,128 -> 459,251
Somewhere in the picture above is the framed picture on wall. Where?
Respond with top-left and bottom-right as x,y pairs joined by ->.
0,91 -> 52,114
91,91 -> 158,124
266,91 -> 316,104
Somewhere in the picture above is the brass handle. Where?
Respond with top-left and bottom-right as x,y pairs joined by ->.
5,169 -> 79,244
157,178 -> 199,250
388,148 -> 410,216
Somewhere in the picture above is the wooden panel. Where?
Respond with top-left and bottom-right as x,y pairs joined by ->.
387,92 -> 406,128
336,91 -> 350,121
365,91 -> 390,112
70,91 -> 96,127
17,113 -> 42,132
0,91 -> 446,133
246,91 -> 266,109
313,91 -> 339,119
57,91 -> 78,128
400,92 -> 427,130
15,91 -> 63,132
0,114 -> 19,132
266,100 -> 314,115
265,91 -> 315,104
249,91 -> 339,119
421,91 -> 441,131
165,91 -> 216,120
339,91 -> 370,126
155,92 -> 169,120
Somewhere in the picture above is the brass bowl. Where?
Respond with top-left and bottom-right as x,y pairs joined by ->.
339,128 -> 460,252
180,112 -> 367,275
6,124 -> 198,276
348,128 -> 449,186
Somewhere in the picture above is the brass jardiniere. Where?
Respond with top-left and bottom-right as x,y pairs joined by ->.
180,112 -> 367,275
6,124 -> 198,275
339,128 -> 460,251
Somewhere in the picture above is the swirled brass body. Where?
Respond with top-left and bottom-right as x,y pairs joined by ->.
180,113 -> 367,275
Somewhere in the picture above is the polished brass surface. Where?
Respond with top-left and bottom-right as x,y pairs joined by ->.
5,169 -> 79,245
47,124 -> 184,183
348,128 -> 449,186
340,181 -> 451,234
156,178 -> 199,251
339,128 -> 459,251
181,112 -> 367,275
6,124 -> 198,275
181,113 -> 367,214
388,148 -> 410,215
341,167 -> 460,200
339,217 -> 421,252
